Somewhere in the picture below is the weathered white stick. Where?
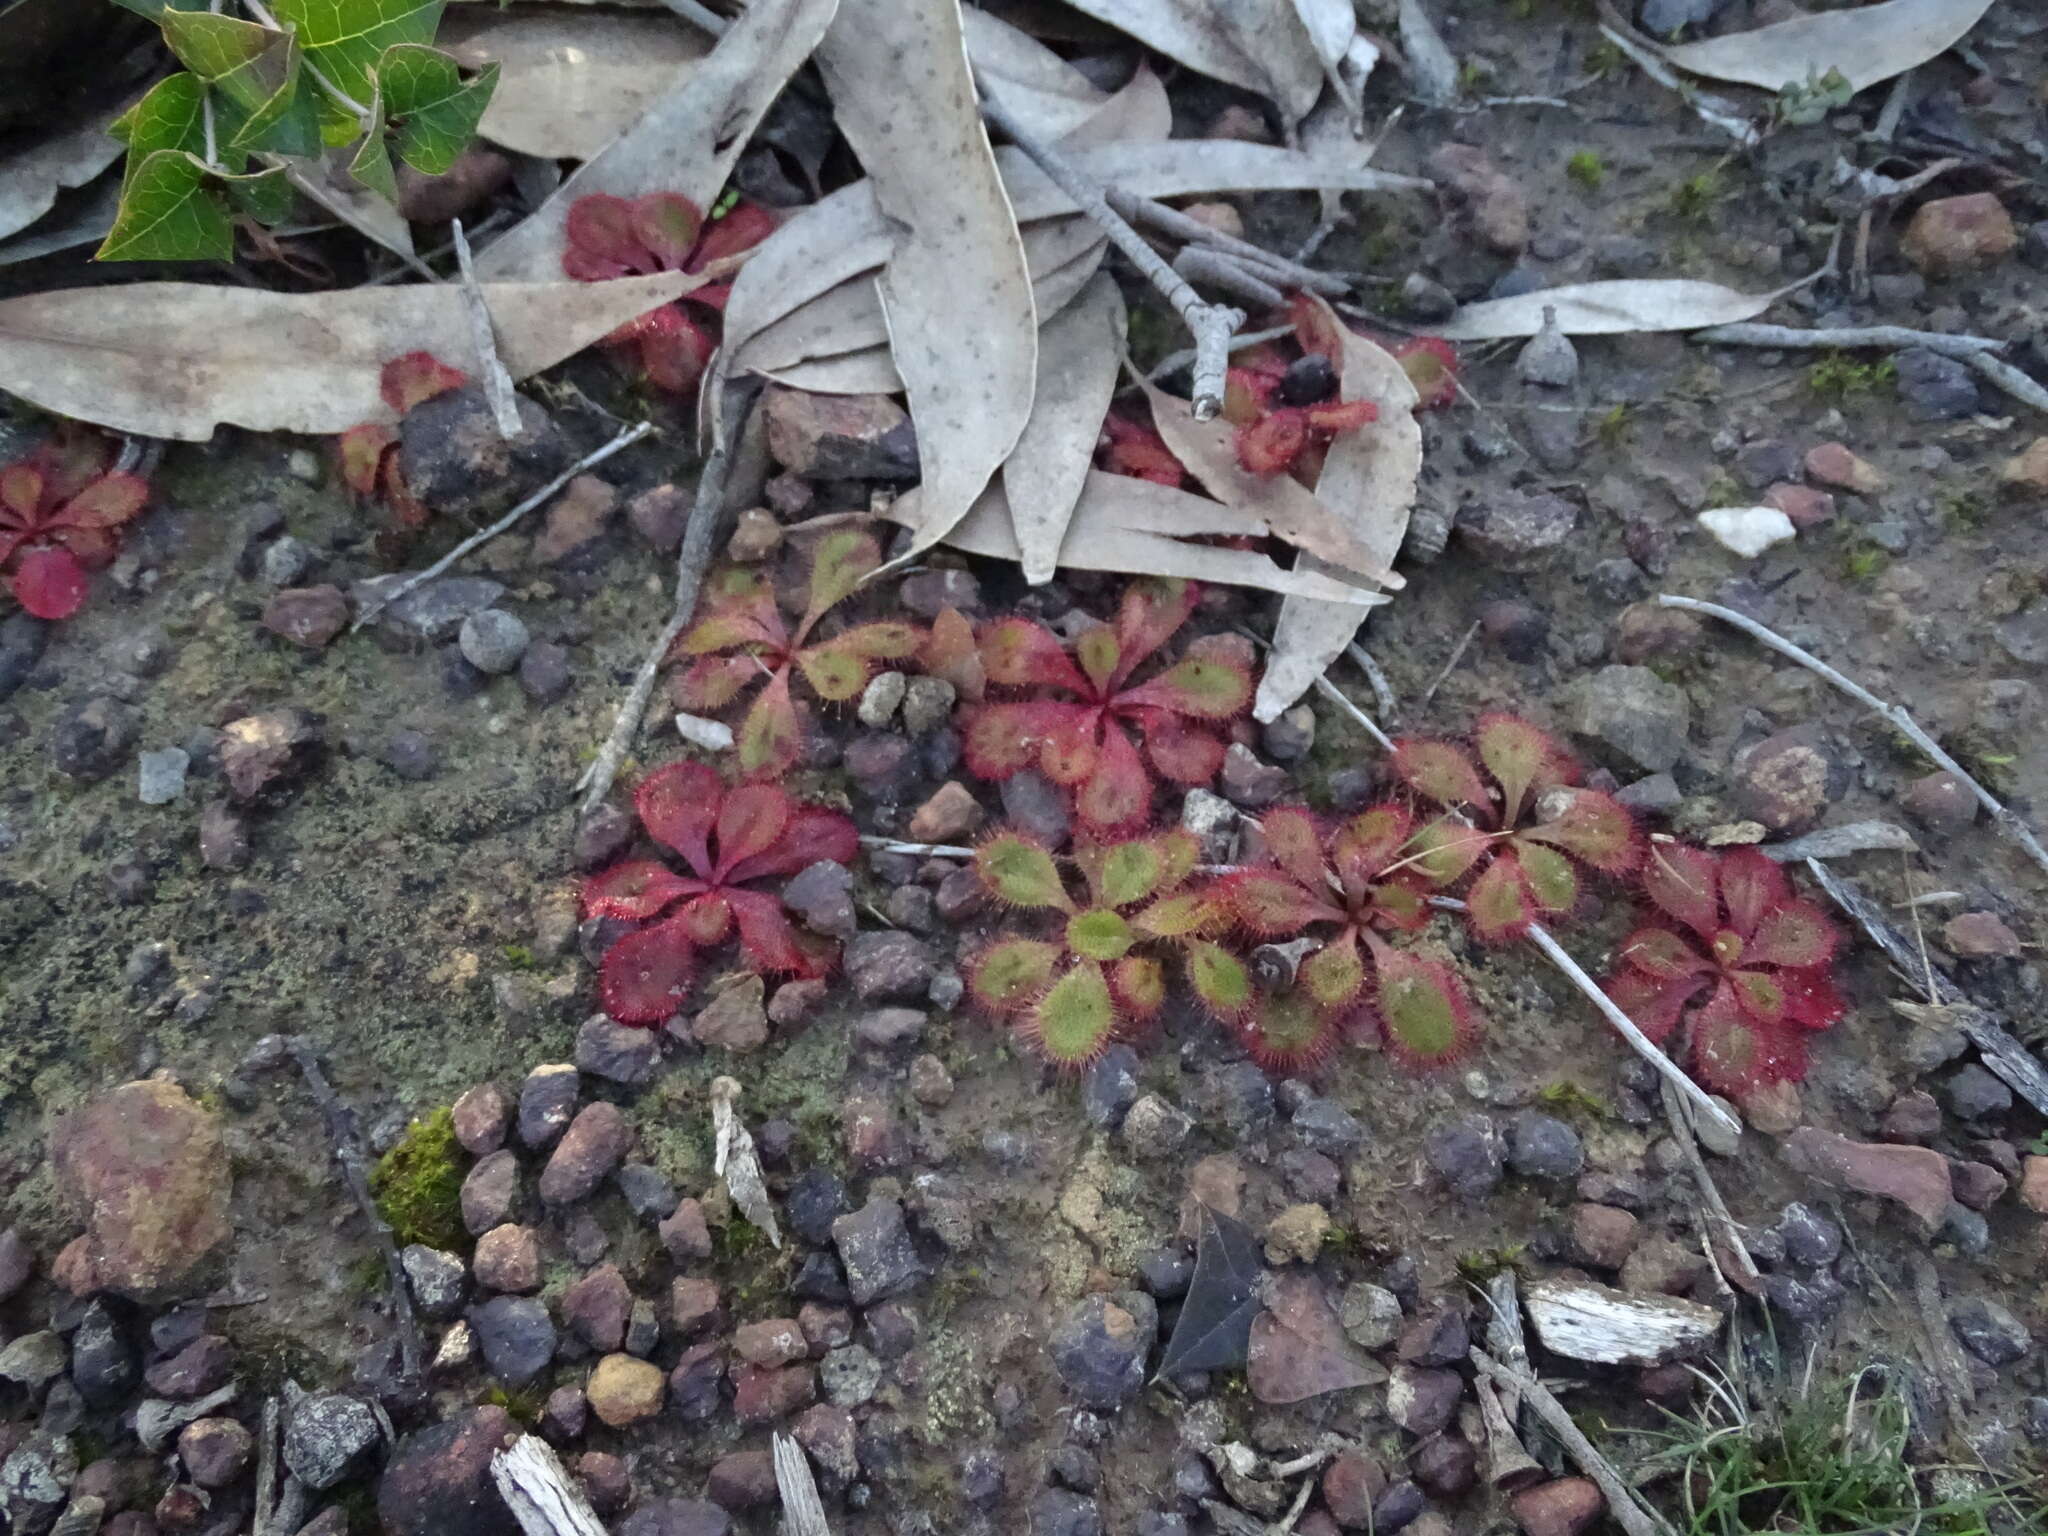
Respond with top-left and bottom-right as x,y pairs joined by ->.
774,1432 -> 833,1536
1659,594 -> 2048,877
451,217 -> 524,440
1692,322 -> 2004,356
1469,1348 -> 1680,1536
492,1435 -> 607,1536
859,835 -> 977,859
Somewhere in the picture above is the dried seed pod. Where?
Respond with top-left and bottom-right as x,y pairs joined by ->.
1515,305 -> 1579,389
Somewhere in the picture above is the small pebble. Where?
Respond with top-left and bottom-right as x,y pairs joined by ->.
459,609 -> 530,674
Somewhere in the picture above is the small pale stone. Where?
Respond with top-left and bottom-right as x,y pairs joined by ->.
585,1353 -> 665,1427
1805,442 -> 1887,494
857,671 -> 906,728
1697,506 -> 1795,559
908,780 -> 983,842
726,508 -> 783,562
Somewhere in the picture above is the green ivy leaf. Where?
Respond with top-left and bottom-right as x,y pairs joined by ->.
159,11 -> 323,160
107,0 -> 209,17
109,73 -> 210,177
271,0 -> 446,114
218,161 -> 295,225
374,43 -> 498,176
346,82 -> 397,201
97,149 -> 233,261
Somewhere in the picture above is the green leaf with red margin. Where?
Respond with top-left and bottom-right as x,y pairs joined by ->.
1728,967 -> 1788,1024
680,595 -> 784,657
1717,847 -> 1789,939
1120,654 -> 1253,720
338,424 -> 394,497
1138,715 -> 1227,786
582,859 -> 693,920
970,938 -> 1060,1012
1112,954 -> 1166,1016
1079,838 -> 1166,908
674,655 -> 757,712
1391,738 -> 1494,820
727,888 -> 815,974
799,529 -> 879,633
823,620 -> 925,659
1474,712 -> 1571,827
1603,968 -> 1706,1046
1747,899 -> 1838,970
1238,990 -> 1338,1072
1331,803 -> 1412,893
1259,807 -> 1329,891
1221,871 -> 1342,935
1523,789 -> 1639,874
922,606 -> 985,702
723,807 -> 859,885
1690,982 -> 1800,1094
1365,880 -> 1430,931
794,642 -> 871,702
1065,909 -> 1135,962
1374,947 -> 1477,1069
1406,816 -> 1492,888
1511,842 -> 1579,917
979,616 -> 1088,693
974,831 -> 1072,910
1075,624 -> 1121,695
1615,926 -> 1713,982
1155,828 -> 1200,890
677,890 -> 733,946
1036,709 -> 1100,787
960,702 -> 1045,779
1642,840 -> 1720,938
632,191 -> 703,266
710,782 -> 792,876
1133,892 -> 1219,939
1026,961 -> 1119,1067
1111,578 -> 1199,685
1300,932 -> 1366,1009
1187,940 -> 1253,1018
598,911 -> 698,1024
1464,857 -> 1533,942
1075,720 -> 1151,832
736,671 -> 802,778
634,761 -> 722,874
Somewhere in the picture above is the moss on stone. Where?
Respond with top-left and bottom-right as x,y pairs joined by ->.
368,1105 -> 466,1250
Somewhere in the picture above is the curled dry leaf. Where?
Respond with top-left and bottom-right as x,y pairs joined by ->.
476,0 -> 839,281
0,108 -> 126,243
1136,373 -> 1402,590
1431,277 -> 1793,341
1659,0 -> 1996,96
1062,0 -> 1326,122
0,272 -> 696,439
1255,294 -> 1420,721
1004,271 -> 1126,584
887,471 -> 1389,605
815,0 -> 1037,558
710,1075 -> 782,1249
720,137 -> 1428,393
441,8 -> 711,161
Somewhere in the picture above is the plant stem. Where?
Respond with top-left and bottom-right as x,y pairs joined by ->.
242,0 -> 376,129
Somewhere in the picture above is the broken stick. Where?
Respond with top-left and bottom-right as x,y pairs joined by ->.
1658,594 -> 2048,878
451,217 -> 524,440
283,1037 -> 423,1384
576,384 -> 758,816
975,79 -> 1244,419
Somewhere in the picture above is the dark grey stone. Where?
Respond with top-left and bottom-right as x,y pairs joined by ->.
1081,1045 -> 1140,1130
284,1393 -> 380,1490
470,1295 -> 557,1385
1893,348 -> 1981,421
1425,1114 -> 1502,1198
1951,1296 -> 2032,1367
1048,1292 -> 1156,1410
1505,1110 -> 1584,1179
831,1198 -> 922,1304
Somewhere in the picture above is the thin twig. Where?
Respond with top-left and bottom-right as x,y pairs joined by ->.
451,218 -> 524,440
1470,1348 -> 1680,1536
283,1037 -> 422,1384
1595,16 -> 1758,148
1173,246 -> 1287,310
1869,67 -> 1915,145
1120,195 -> 1349,297
1345,641 -> 1396,723
1147,324 -> 1294,385
1417,619 -> 1480,712
242,0 -> 373,125
492,1435 -> 609,1536
353,422 -> 654,633
1658,1075 -> 1762,1284
253,1398 -> 280,1536
976,77 -> 1244,418
860,836 -> 976,859
1434,896 -> 1740,1141
1658,594 -> 2048,878
1313,672 -> 1395,753
1959,351 -> 2048,415
577,384 -> 758,815
773,1432 -> 833,1536
1692,322 -> 2005,358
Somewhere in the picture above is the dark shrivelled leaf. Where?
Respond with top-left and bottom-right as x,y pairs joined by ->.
1155,1205 -> 1263,1379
